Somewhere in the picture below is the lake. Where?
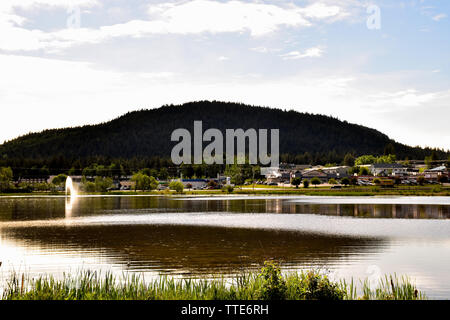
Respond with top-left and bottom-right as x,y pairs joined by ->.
0,195 -> 449,299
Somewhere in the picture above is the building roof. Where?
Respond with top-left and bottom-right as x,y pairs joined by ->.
428,166 -> 447,172
301,170 -> 328,177
322,166 -> 349,170
371,163 -> 404,169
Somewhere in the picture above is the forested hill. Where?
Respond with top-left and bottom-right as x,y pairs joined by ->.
0,101 -> 445,162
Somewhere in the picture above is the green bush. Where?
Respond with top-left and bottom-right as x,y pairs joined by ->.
359,167 -> 370,176
83,181 -> 96,193
291,177 -> 302,188
222,185 -> 234,193
417,176 -> 425,186
0,167 -> 14,191
311,177 -> 321,187
169,181 -> 184,193
208,180 -> 218,188
94,177 -> 114,192
340,177 -> 350,185
328,178 -> 337,185
286,271 -> 345,300
303,179 -> 310,188
34,182 -> 52,192
256,261 -> 287,300
131,172 -> 158,191
51,174 -> 67,186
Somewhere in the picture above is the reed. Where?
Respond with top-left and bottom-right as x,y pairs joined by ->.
1,264 -> 426,300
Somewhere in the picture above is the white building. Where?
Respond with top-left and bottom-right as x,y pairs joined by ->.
370,163 -> 407,176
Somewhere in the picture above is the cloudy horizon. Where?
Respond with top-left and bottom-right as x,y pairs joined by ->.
1,0 -> 449,150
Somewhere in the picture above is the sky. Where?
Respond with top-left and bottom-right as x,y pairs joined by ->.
0,0 -> 449,150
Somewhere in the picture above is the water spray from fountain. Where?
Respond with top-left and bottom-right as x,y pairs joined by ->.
65,176 -> 77,216
65,176 -> 77,197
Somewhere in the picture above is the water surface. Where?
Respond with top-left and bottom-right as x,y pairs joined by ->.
0,195 -> 449,299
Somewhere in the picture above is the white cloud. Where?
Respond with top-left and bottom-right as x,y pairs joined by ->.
432,13 -> 447,21
1,2 -> 448,151
250,46 -> 282,54
280,47 -> 324,60
145,0 -> 312,36
0,0 -> 348,52
0,0 -> 99,51
0,54 -> 177,142
251,47 -> 269,53
2,54 -> 448,149
300,3 -> 342,19
366,89 -> 437,109
0,0 -> 98,25
0,0 -> 97,11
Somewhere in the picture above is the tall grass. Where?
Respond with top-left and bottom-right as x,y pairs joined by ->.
1,263 -> 426,300
357,275 -> 425,300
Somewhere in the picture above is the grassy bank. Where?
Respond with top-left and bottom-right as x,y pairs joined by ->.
106,185 -> 450,197
1,185 -> 449,197
2,263 -> 425,300
233,185 -> 450,196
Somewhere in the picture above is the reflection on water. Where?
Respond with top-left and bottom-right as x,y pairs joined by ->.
0,195 -> 448,221
292,202 -> 450,219
0,195 -> 449,299
0,224 -> 384,275
65,194 -> 77,218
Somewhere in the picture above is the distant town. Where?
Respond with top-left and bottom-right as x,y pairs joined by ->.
1,154 -> 449,194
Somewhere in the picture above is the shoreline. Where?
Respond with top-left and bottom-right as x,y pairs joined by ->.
1,185 -> 449,197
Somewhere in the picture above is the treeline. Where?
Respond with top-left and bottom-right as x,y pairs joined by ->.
0,152 -> 384,179
0,157 -> 257,185
1,151 -> 449,180
0,156 -> 175,180
1,101 -> 448,163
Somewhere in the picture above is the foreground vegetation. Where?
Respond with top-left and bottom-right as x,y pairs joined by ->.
2,262 -> 425,300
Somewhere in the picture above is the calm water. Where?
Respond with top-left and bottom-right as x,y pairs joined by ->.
0,195 -> 450,299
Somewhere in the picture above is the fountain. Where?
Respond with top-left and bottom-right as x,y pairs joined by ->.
65,176 -> 77,217
65,176 -> 77,197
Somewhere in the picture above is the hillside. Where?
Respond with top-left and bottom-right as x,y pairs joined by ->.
0,101 -> 444,162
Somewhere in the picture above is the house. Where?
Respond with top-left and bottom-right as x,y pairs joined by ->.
266,175 -> 281,184
291,170 -> 302,179
181,179 -> 209,189
321,166 -> 350,179
370,163 -> 407,176
264,167 -> 282,184
293,164 -> 312,171
424,166 -> 448,180
47,175 -> 83,184
18,177 -> 49,185
280,171 -> 291,183
301,169 -> 329,182
119,180 -> 135,190
280,164 -> 312,171
427,165 -> 447,173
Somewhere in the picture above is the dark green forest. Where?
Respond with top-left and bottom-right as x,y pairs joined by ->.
0,101 -> 447,177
